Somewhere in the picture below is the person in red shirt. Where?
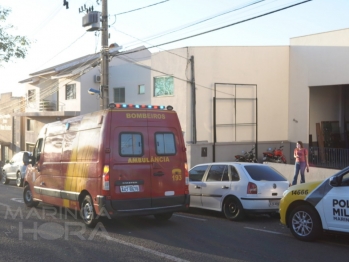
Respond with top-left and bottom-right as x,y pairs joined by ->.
292,141 -> 309,185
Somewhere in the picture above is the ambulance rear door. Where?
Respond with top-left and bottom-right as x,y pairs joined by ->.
147,126 -> 187,208
110,125 -> 152,211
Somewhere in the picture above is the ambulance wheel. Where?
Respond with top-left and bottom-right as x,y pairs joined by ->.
23,185 -> 39,207
223,196 -> 245,221
80,195 -> 98,227
154,212 -> 173,221
289,205 -> 322,241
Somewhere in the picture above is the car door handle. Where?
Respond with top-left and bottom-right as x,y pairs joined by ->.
40,182 -> 45,186
153,172 -> 164,176
222,185 -> 229,189
195,185 -> 201,189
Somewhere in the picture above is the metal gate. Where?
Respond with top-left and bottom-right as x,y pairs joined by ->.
213,83 -> 257,161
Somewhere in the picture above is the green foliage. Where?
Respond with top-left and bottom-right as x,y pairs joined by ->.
0,7 -> 31,65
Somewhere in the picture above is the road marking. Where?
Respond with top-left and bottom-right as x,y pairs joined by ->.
0,203 -> 10,208
173,214 -> 207,221
102,234 -> 189,262
244,227 -> 283,235
11,198 -> 24,203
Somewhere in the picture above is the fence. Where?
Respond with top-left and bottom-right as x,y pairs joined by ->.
309,147 -> 349,169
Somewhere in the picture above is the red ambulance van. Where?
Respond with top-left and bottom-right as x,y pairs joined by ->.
23,104 -> 189,226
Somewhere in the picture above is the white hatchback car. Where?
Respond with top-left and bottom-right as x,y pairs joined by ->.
1,151 -> 31,187
189,162 -> 289,221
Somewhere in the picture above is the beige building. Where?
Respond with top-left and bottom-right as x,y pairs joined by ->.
289,28 -> 349,147
150,46 -> 290,167
1,29 -> 348,169
0,93 -> 25,166
150,29 -> 349,168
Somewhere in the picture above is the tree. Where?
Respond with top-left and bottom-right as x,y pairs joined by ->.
0,7 -> 30,65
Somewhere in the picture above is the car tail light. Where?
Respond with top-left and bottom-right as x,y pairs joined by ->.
247,182 -> 257,194
184,162 -> 189,185
102,165 -> 110,194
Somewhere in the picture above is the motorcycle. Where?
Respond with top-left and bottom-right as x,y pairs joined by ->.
234,146 -> 258,163
262,145 -> 287,163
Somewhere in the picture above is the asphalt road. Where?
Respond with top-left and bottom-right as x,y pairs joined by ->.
1,182 -> 349,262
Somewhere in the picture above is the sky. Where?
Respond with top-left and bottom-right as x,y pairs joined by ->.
0,0 -> 348,97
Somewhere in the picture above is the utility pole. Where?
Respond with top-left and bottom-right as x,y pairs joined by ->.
100,0 -> 109,109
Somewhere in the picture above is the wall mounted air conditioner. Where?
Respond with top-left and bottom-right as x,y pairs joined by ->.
94,75 -> 101,83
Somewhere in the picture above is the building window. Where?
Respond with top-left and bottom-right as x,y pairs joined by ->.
114,87 -> 125,103
27,119 -> 34,131
28,89 -> 36,102
26,143 -> 35,152
138,85 -> 145,94
66,84 -> 76,100
154,76 -> 174,97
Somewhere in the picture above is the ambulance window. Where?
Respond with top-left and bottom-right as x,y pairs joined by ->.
77,129 -> 100,161
62,132 -> 78,161
34,138 -> 43,161
120,133 -> 143,156
155,133 -> 176,155
43,135 -> 63,162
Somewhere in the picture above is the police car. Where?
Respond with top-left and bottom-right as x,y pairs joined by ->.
279,166 -> 349,241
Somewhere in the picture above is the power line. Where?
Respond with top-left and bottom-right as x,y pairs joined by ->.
113,0 -> 170,16
127,0 -> 266,45
37,32 -> 88,69
117,53 -> 237,98
30,3 -> 63,37
118,0 -> 312,56
2,0 -> 311,113
147,0 -> 313,49
1,55 -> 101,113
111,26 -> 188,60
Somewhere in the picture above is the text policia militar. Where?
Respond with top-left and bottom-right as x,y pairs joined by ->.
333,199 -> 349,221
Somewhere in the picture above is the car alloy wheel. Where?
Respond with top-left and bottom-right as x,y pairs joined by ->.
289,205 -> 321,241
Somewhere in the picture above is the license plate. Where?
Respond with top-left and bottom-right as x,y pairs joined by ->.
269,200 -> 280,207
120,185 -> 139,193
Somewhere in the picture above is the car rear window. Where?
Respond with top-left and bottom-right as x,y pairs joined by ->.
244,165 -> 287,181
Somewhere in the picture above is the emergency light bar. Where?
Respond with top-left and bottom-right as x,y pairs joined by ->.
108,103 -> 170,110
